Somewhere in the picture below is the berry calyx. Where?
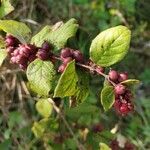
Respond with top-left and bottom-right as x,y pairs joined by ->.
115,84 -> 126,95
108,70 -> 118,81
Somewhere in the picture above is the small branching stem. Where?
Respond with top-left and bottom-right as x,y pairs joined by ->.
48,98 -> 86,150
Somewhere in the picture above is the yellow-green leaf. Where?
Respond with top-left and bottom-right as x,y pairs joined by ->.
0,20 -> 31,43
36,99 -> 53,118
90,25 -> 131,67
0,0 -> 14,19
27,59 -> 56,96
101,86 -> 115,111
54,60 -> 78,98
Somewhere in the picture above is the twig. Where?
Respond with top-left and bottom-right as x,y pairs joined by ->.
48,98 -> 86,150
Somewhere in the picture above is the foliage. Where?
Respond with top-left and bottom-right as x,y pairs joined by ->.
0,0 -> 149,149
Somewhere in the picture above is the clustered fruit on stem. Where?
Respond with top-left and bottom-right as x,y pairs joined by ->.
108,70 -> 134,115
5,35 -> 135,116
5,34 -> 53,70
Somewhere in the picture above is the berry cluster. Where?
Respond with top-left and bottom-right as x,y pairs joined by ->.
108,70 -> 134,115
5,35 -> 52,70
58,48 -> 84,73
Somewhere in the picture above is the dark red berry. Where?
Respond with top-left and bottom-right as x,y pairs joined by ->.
10,56 -> 17,64
42,41 -> 51,50
5,37 -> 16,47
124,141 -> 136,150
118,72 -> 128,82
58,64 -> 66,73
119,103 -> 129,115
12,49 -> 20,56
108,70 -> 118,81
115,84 -> 126,95
36,49 -> 49,60
92,124 -> 103,133
110,139 -> 120,150
16,55 -> 27,64
72,50 -> 84,63
28,54 -> 37,62
61,48 -> 73,58
62,57 -> 72,65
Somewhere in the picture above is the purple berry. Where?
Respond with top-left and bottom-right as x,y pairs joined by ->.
36,49 -> 49,60
115,84 -> 126,95
16,55 -> 27,64
28,54 -> 36,62
5,37 -> 16,47
12,49 -> 20,56
72,50 -> 84,63
62,57 -> 72,65
118,72 -> 128,82
58,64 -> 66,73
108,70 -> 118,81
61,48 -> 73,58
42,42 -> 51,50
10,56 -> 17,64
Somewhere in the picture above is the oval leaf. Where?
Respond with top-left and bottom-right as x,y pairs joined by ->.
27,59 -> 56,96
54,60 -> 78,98
0,0 -> 14,19
90,25 -> 131,67
0,20 -> 31,43
121,79 -> 140,86
101,86 -> 115,111
36,99 -> 53,118
31,18 -> 78,48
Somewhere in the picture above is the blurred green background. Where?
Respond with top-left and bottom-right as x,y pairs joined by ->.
0,0 -> 150,149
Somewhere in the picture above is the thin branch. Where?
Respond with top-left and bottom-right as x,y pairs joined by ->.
48,98 -> 86,150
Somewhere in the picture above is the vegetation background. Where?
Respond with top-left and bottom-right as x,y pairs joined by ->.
0,0 -> 150,149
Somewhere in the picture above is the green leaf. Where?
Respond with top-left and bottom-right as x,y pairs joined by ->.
0,20 -> 31,43
54,60 -> 78,98
101,86 -> 115,111
32,118 -> 49,138
31,18 -> 78,48
121,79 -> 140,86
36,99 -> 53,118
65,103 -> 99,119
90,25 -> 131,67
0,139 -> 11,150
75,70 -> 89,104
31,25 -> 52,47
0,49 -> 7,67
99,143 -> 111,150
0,0 -> 14,19
27,59 -> 56,96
